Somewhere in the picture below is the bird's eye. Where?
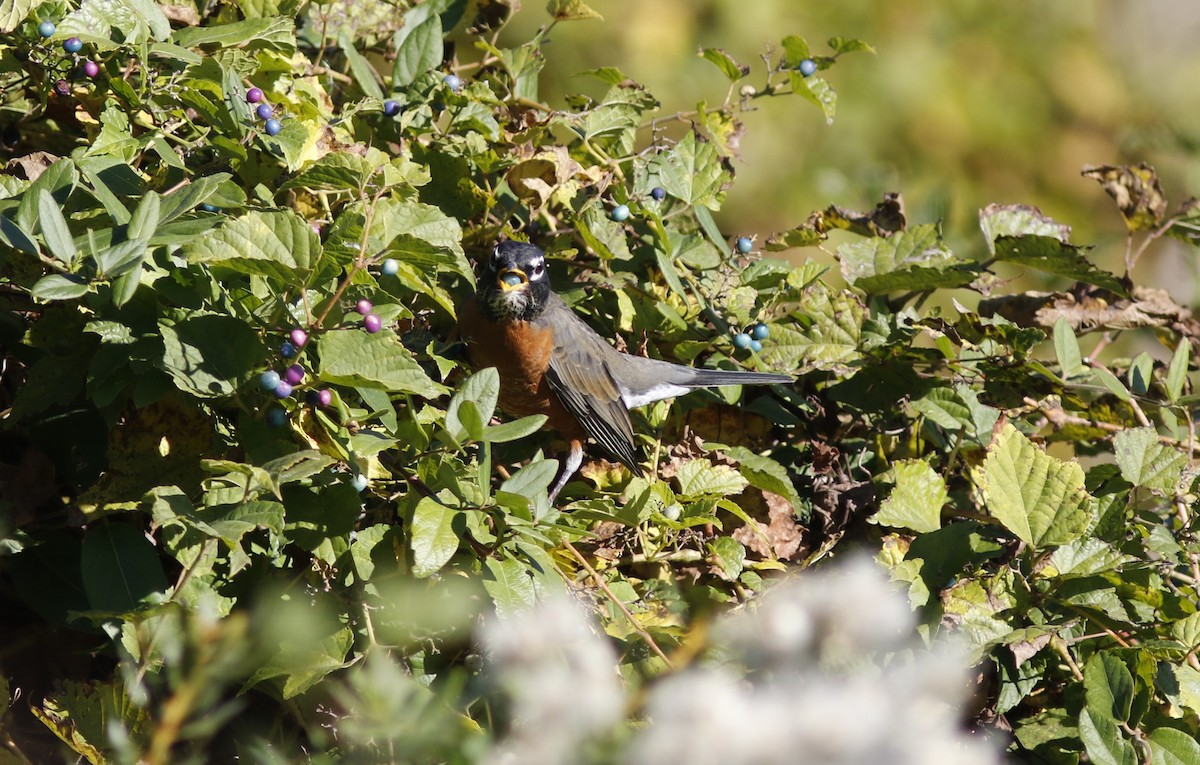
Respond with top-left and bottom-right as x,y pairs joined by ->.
531,262 -> 544,276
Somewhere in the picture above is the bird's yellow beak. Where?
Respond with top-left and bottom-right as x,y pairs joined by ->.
497,268 -> 528,291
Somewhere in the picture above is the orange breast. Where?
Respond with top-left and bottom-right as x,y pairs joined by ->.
458,298 -> 586,440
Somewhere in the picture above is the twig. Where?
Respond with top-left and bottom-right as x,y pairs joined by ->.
563,540 -> 673,667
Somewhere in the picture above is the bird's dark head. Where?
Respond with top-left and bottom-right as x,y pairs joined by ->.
478,241 -> 552,321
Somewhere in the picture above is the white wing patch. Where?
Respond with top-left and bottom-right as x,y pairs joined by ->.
620,381 -> 691,409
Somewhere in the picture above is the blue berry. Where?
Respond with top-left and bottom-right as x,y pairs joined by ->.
63,37 -> 82,53
200,202 -> 219,213
733,332 -> 752,350
443,73 -> 463,91
264,118 -> 282,136
381,258 -> 399,276
383,99 -> 400,117
260,370 -> 281,391
350,473 -> 368,492
611,204 -> 630,222
798,58 -> 817,77
274,380 -> 293,398
265,407 -> 288,427
650,186 -> 666,201
255,103 -> 273,120
736,236 -> 753,254
37,21 -> 56,37
751,323 -> 770,341
749,339 -> 763,353
280,341 -> 297,358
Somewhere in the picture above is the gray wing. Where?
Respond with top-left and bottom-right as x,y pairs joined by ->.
540,302 -> 645,475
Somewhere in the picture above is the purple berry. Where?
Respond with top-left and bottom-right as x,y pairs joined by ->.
363,314 -> 382,334
355,299 -> 373,315
266,407 -> 288,427
246,87 -> 264,104
284,364 -> 305,386
260,370 -> 281,391
383,99 -> 400,116
54,79 -> 69,97
280,341 -> 297,358
650,186 -> 666,201
273,380 -> 293,398
255,103 -> 273,120
289,328 -> 308,347
317,388 -> 332,407
63,37 -> 82,54
82,60 -> 99,78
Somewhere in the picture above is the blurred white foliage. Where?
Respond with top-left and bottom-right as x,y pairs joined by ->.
479,595 -> 625,765
479,556 -> 998,765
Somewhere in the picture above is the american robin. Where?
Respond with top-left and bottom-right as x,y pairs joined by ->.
459,241 -> 793,502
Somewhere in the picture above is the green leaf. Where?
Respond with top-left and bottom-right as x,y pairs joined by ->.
1053,318 -> 1084,380
339,30 -> 384,100
172,16 -> 295,48
762,283 -> 863,372
80,523 -> 168,612
654,131 -> 728,211
1078,707 -> 1137,765
874,459 -> 946,533
159,314 -> 265,397
0,213 -> 38,254
1166,339 -> 1190,403
827,36 -> 875,55
483,415 -> 548,444
392,14 -> 442,87
780,35 -> 810,68
499,459 -> 559,498
676,459 -> 749,498
979,203 -> 1072,252
445,368 -> 499,444
183,210 -> 320,287
1149,726 -> 1200,765
838,224 -> 956,287
724,446 -> 802,511
547,0 -> 602,21
38,189 -> 76,265
699,47 -> 748,81
791,73 -> 837,123
993,235 -> 1128,296
483,556 -> 537,616
981,423 -> 1091,548
127,190 -> 161,241
1113,426 -> 1185,492
409,498 -> 460,577
1092,366 -> 1131,401
0,0 -> 44,33
17,158 -> 77,234
31,273 -> 88,301
708,536 -> 745,579
1085,653 -> 1135,723
317,329 -> 447,398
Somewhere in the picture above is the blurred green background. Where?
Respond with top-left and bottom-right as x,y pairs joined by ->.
503,0 -> 1200,298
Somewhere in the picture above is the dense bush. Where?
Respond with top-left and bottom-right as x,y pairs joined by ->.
2,1 -> 1200,763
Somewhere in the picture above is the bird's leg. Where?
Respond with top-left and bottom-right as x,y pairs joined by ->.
547,439 -> 585,504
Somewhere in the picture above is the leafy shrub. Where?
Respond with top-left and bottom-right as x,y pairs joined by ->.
1,1 -> 1199,763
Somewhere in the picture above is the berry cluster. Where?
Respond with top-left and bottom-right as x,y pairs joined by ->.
259,328 -> 334,427
733,322 -> 771,354
35,19 -> 102,96
246,86 -> 283,136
